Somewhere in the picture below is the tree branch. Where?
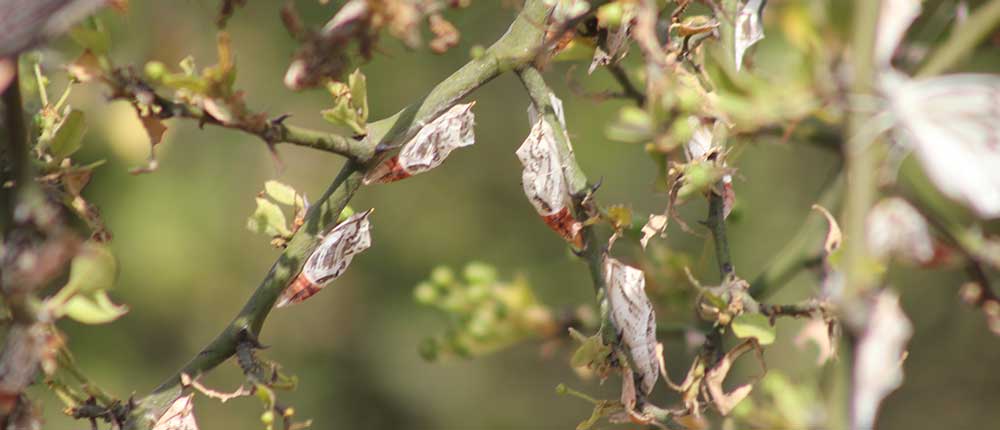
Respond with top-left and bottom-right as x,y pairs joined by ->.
104,71 -> 369,159
606,64 -> 646,106
129,1 -> 554,427
706,188 -> 733,280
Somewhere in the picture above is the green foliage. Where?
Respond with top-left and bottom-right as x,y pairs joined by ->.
68,17 -> 111,55
48,109 -> 88,160
415,262 -> 556,361
246,181 -> 312,247
730,313 -> 776,345
64,242 -> 118,295
62,291 -> 128,325
321,69 -> 369,136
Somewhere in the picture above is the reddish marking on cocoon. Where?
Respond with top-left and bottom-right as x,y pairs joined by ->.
542,207 -> 583,248
364,156 -> 412,184
276,273 -> 321,308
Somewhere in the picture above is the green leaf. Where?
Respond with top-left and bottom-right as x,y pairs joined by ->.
348,69 -> 368,123
68,17 -> 111,55
731,313 -> 776,345
247,197 -> 290,237
50,110 -> 87,159
64,241 -> 118,294
570,331 -> 611,368
264,180 -> 297,206
63,291 -> 128,324
321,99 -> 365,135
337,206 -> 355,222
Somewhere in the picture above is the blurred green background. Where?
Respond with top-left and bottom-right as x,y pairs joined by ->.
22,0 -> 1000,429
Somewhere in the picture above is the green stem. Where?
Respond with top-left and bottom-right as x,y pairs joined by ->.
917,0 -> 1000,77
707,188 -> 733,280
835,1 -> 884,429
842,0 -> 881,301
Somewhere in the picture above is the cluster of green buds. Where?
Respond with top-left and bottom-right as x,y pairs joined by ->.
414,262 -> 557,361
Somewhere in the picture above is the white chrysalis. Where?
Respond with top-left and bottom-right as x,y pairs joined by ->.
734,0 -> 765,72
277,209 -> 373,308
605,257 -> 658,395
517,100 -> 583,246
364,102 -> 476,184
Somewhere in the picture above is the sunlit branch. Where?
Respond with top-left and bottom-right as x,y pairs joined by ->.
129,1 -> 554,427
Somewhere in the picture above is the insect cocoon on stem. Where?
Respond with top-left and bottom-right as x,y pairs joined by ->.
277,209 -> 373,308
363,102 -> 476,184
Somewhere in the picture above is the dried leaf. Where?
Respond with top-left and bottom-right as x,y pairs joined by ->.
428,14 -> 459,54
128,112 -> 167,175
812,204 -> 841,254
588,17 -> 632,74
794,318 -> 835,365
852,290 -> 912,430
153,394 -> 199,430
283,0 -> 370,90
364,102 -> 476,184
640,214 -> 667,249
734,0 -> 766,72
684,116 -> 715,162
277,209 -> 373,307
605,258 -> 658,394
67,50 -> 103,83
721,175 -> 736,220
705,339 -> 765,415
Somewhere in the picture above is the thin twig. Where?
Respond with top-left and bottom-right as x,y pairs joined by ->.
606,64 -> 646,106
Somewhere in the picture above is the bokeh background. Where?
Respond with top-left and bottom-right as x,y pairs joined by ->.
21,0 -> 1000,429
